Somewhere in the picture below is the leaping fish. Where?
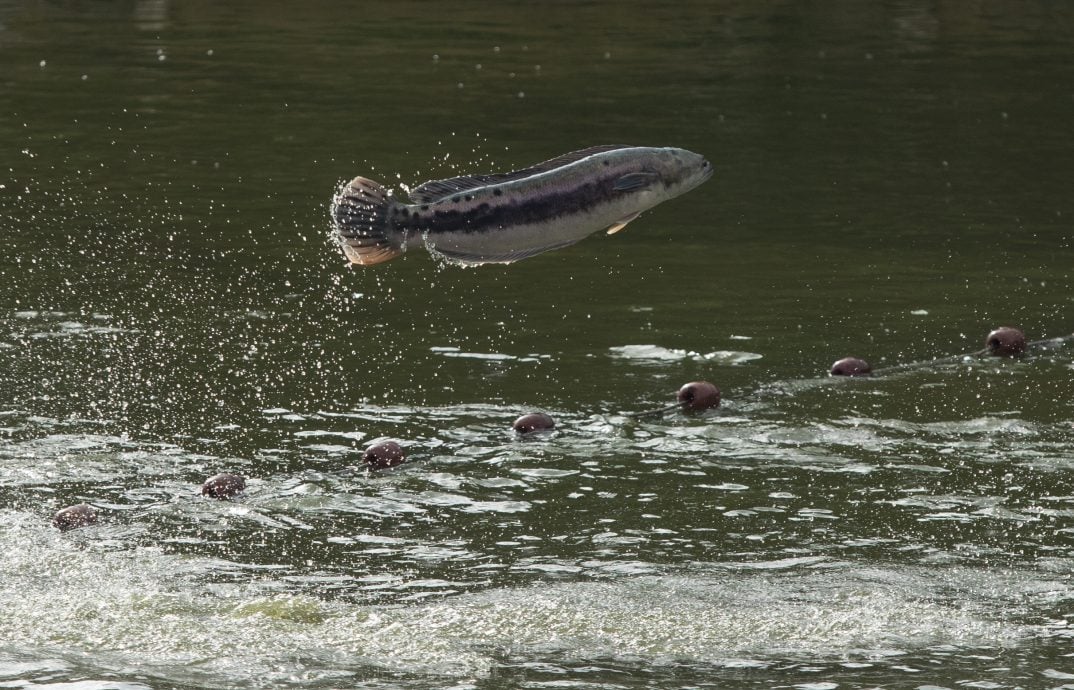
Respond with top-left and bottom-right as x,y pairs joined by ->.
331,144 -> 712,266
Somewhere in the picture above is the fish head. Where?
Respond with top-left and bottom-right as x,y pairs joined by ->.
652,147 -> 713,197
608,147 -> 711,202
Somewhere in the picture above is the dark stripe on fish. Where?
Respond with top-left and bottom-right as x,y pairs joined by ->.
398,177 -> 628,236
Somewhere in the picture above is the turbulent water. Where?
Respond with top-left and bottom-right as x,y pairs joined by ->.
3,1 -> 1074,688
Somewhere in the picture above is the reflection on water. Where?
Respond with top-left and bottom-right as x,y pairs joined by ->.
3,0 -> 1074,688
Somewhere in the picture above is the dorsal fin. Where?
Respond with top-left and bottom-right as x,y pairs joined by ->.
407,174 -> 512,205
408,145 -> 636,204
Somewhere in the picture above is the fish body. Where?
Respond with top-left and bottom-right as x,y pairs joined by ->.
331,145 -> 712,266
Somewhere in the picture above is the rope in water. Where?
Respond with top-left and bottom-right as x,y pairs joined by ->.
867,331 -> 1072,377
624,326 -> 1072,419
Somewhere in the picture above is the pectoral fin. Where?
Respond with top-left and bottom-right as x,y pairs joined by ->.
613,172 -> 658,192
606,212 -> 641,235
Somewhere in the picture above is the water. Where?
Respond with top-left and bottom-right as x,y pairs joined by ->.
3,1 -> 1074,687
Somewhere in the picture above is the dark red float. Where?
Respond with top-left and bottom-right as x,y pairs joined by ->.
830,357 -> 872,377
985,327 -> 1026,357
513,413 -> 556,434
52,503 -> 98,531
363,441 -> 407,469
201,472 -> 246,499
677,381 -> 721,411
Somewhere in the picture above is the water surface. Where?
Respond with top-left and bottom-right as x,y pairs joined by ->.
2,1 -> 1074,688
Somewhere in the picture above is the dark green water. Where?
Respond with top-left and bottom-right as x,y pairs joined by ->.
3,1 -> 1074,688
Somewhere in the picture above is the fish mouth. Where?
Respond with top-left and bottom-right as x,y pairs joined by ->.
699,159 -> 714,182
687,159 -> 714,189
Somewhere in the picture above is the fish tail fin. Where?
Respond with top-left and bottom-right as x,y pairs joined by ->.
331,177 -> 406,266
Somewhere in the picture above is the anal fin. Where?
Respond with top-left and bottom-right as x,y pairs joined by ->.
606,212 -> 641,235
427,237 -> 585,266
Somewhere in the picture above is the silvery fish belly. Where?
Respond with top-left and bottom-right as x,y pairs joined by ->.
331,144 -> 712,267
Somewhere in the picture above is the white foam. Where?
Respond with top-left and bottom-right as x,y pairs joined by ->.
0,520 -> 1042,683
609,344 -> 763,365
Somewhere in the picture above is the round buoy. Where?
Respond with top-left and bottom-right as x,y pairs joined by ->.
52,503 -> 98,531
985,327 -> 1026,357
830,357 -> 872,377
677,381 -> 721,411
513,412 -> 555,434
201,472 -> 246,499
363,441 -> 406,470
